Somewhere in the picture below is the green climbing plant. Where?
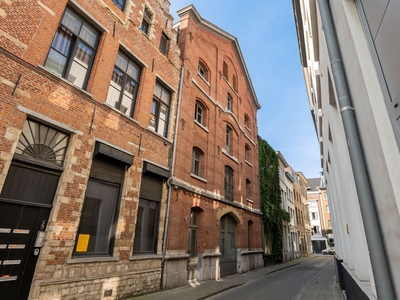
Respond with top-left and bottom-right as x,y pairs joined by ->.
258,138 -> 289,263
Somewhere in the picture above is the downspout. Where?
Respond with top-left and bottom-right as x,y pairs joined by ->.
317,1 -> 395,299
161,66 -> 184,289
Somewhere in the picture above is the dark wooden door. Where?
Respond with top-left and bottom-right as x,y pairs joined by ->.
219,215 -> 237,277
0,162 -> 59,300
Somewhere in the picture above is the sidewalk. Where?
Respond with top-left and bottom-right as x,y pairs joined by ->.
126,255 -> 344,300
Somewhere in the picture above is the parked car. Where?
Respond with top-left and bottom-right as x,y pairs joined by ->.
322,247 -> 335,255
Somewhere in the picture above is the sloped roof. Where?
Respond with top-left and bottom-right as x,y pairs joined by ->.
176,4 -> 261,109
306,177 -> 320,191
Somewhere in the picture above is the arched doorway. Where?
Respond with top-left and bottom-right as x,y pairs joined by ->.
219,214 -> 237,277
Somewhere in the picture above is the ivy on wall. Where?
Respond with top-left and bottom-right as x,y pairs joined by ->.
258,138 -> 290,263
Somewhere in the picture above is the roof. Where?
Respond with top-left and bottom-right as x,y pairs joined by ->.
176,4 -> 261,109
306,177 -> 320,192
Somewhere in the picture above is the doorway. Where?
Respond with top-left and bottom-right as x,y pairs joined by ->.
219,214 -> 237,277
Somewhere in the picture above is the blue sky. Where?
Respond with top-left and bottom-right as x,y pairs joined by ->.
169,1 -> 321,179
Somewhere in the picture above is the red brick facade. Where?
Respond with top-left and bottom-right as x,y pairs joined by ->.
161,6 -> 263,287
0,0 -> 180,299
0,1 -> 263,299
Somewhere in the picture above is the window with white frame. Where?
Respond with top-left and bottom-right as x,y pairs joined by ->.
195,101 -> 205,126
45,6 -> 100,89
227,93 -> 232,111
198,60 -> 209,82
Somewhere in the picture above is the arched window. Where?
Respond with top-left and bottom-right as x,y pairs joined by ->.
226,124 -> 233,155
198,60 -> 210,82
232,74 -> 237,91
244,114 -> 250,130
223,61 -> 228,79
224,166 -> 234,200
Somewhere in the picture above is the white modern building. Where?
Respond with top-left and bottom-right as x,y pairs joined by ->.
293,0 -> 400,299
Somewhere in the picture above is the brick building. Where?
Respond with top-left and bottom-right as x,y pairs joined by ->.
161,5 -> 263,289
0,0 -> 181,299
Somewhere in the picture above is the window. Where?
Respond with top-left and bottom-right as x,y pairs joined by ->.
195,101 -> 205,125
309,201 -> 317,206
223,61 -> 228,79
74,156 -> 126,256
159,33 -> 169,55
106,51 -> 141,117
311,212 -> 319,220
245,144 -> 251,162
198,60 -> 209,82
45,7 -> 100,89
192,147 -> 204,177
313,226 -> 320,234
141,7 -> 152,35
232,74 -> 237,91
112,0 -> 126,10
226,125 -> 232,155
244,114 -> 250,130
188,208 -> 199,257
246,179 -> 251,199
149,82 -> 171,137
224,166 -> 234,201
326,205 -> 330,213
328,219 -> 331,228
16,119 -> 69,167
227,93 -> 232,111
134,174 -> 162,253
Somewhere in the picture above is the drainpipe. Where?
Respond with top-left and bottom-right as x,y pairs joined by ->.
317,1 -> 394,298
161,66 -> 184,289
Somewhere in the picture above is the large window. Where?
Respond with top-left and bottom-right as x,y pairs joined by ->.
105,51 -> 141,117
45,7 -> 100,89
149,82 -> 171,137
140,7 -> 152,35
134,174 -> 162,254
112,0 -> 126,10
74,156 -> 125,256
224,166 -> 234,201
188,208 -> 199,257
244,114 -> 250,130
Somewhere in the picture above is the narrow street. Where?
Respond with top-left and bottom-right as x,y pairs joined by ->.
208,256 -> 342,300
129,256 -> 343,300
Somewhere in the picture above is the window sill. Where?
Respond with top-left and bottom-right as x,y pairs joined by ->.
129,254 -> 162,261
147,128 -> 172,144
221,149 -> 239,164
198,73 -> 210,86
67,256 -> 119,264
194,120 -> 209,133
191,173 -> 207,183
246,198 -> 253,203
245,160 -> 252,167
103,103 -> 139,125
37,65 -> 93,98
245,125 -> 251,132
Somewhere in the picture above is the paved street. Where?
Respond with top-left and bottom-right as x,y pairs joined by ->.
127,255 -> 344,300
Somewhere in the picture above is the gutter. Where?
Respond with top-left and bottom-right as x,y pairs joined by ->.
161,66 -> 184,289
317,0 -> 394,298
